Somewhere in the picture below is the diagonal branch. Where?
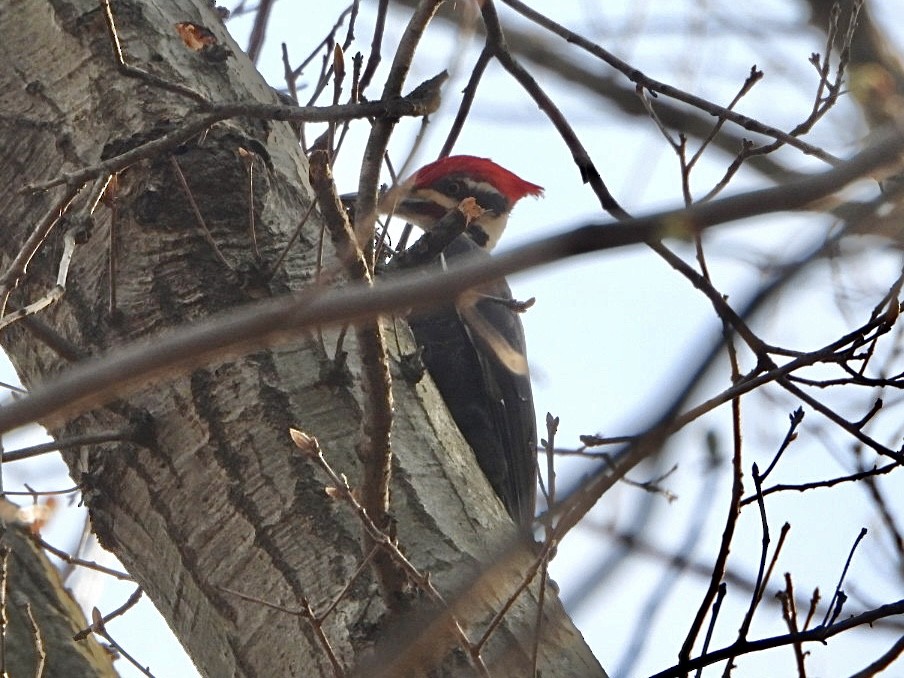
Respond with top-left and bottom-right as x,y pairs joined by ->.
0,127 -> 900,435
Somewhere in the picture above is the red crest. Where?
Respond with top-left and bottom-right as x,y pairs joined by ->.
411,155 -> 543,202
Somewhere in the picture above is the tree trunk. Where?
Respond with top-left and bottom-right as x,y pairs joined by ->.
1,515 -> 117,676
0,1 -> 603,675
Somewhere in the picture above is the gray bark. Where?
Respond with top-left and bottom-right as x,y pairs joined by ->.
1,516 -> 117,677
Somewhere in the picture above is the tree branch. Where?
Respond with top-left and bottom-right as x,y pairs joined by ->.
0,126 -> 900,435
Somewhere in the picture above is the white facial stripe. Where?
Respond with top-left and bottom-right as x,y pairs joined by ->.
474,212 -> 508,251
462,179 -> 500,196
382,180 -> 513,251
415,188 -> 458,212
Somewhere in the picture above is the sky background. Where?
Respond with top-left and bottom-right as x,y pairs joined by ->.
6,1 -> 904,676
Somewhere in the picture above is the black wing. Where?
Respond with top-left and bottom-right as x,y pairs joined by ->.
407,235 -> 537,527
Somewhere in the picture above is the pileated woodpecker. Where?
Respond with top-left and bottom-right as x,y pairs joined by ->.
380,155 -> 543,527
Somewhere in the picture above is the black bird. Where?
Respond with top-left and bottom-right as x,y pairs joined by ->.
379,155 -> 542,526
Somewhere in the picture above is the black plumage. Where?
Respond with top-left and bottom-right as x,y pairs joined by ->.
407,235 -> 537,526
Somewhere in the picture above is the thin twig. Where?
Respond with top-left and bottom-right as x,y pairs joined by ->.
29,533 -> 133,581
0,183 -> 84,293
742,461 -> 902,506
543,413 -> 558,537
245,0 -> 276,65
218,586 -> 344,677
481,1 -> 630,220
266,199 -> 318,280
848,633 -> 904,678
168,155 -> 234,272
760,408 -> 806,481
440,46 -> 493,158
778,573 -> 808,677
290,430 -> 488,676
355,0 -> 446,251
498,0 -> 842,165
821,527 -> 868,627
2,430 -> 136,464
2,487 -> 79,497
0,229 -> 78,333
99,0 -> 209,105
696,584 -> 727,678
729,465 -> 792,671
360,0 -> 389,92
74,587 -> 142,641
474,537 -> 556,653
238,149 -> 260,261
86,606 -> 154,677
650,599 -> 904,678
687,232 -> 746,668
17,599 -> 45,678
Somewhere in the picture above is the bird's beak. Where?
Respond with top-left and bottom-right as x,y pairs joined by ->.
378,184 -> 421,217
340,184 -> 432,225
337,185 -> 401,213
379,184 -> 452,228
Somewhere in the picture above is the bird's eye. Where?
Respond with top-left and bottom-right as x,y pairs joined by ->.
445,179 -> 464,196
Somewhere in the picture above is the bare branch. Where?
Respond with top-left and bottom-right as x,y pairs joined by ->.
22,87 -> 447,194
0,130 -> 901,435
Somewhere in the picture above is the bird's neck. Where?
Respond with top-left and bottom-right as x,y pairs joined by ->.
471,212 -> 508,251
